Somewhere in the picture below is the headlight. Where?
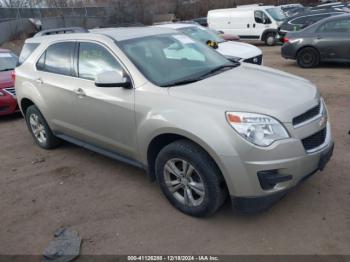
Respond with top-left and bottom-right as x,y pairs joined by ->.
226,112 -> 290,147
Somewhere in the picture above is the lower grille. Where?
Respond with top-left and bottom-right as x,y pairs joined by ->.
302,128 -> 327,152
3,87 -> 16,97
244,55 -> 263,65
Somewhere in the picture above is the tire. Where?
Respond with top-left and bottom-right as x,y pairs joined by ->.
264,32 -> 276,46
25,105 -> 61,149
297,47 -> 320,68
155,139 -> 227,217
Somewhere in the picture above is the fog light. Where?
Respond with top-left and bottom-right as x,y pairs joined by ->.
257,170 -> 293,190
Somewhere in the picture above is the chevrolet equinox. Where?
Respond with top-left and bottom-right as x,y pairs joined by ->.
15,27 -> 334,216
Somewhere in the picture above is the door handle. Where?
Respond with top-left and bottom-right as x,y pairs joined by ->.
247,24 -> 250,28
35,78 -> 43,84
253,23 -> 256,28
73,88 -> 86,97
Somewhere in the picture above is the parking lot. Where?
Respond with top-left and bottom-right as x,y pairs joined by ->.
0,43 -> 349,255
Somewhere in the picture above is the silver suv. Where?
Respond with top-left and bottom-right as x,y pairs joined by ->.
16,27 -> 334,216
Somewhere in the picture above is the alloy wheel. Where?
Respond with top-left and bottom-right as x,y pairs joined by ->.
163,158 -> 205,207
29,113 -> 47,144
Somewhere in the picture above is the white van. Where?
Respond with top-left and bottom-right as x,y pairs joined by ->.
208,5 -> 286,46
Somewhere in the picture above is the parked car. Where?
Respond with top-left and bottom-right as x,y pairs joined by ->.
0,49 -> 19,116
282,14 -> 350,68
280,4 -> 305,17
154,23 -> 263,64
192,17 -> 208,27
208,5 -> 286,46
16,27 -> 333,216
213,30 -> 241,41
278,9 -> 347,40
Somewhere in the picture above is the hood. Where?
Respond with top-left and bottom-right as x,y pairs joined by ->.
217,41 -> 262,60
168,64 -> 319,123
0,70 -> 14,89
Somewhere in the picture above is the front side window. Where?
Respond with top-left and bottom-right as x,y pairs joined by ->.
119,34 -> 235,87
37,42 -> 75,76
254,11 -> 271,24
318,19 -> 350,33
78,42 -> 123,81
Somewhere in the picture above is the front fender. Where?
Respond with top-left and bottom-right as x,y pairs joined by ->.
136,106 -> 241,195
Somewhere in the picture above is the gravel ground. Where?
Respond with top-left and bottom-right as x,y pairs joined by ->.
0,43 -> 349,255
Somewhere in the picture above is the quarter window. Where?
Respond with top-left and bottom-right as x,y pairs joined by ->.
78,42 -> 123,81
36,42 -> 75,76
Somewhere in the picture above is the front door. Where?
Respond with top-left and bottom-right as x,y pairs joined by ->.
69,42 -> 136,159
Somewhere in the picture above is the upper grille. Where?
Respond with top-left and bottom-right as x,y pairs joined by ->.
244,55 -> 263,65
3,87 -> 16,97
302,128 -> 327,152
293,103 -> 321,127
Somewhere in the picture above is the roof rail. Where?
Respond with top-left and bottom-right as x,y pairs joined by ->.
34,27 -> 88,37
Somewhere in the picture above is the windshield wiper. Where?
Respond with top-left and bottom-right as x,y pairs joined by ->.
198,64 -> 239,80
0,68 -> 14,72
161,63 -> 240,87
161,78 -> 202,87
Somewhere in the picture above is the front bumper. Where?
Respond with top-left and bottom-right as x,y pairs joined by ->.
232,142 -> 334,213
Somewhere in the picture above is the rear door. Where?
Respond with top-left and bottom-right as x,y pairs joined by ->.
35,41 -> 78,136
316,18 -> 350,61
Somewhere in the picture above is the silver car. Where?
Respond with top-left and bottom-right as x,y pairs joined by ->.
15,27 -> 334,216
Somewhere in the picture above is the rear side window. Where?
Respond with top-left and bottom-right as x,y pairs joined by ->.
318,19 -> 350,33
18,43 -> 39,65
36,42 -> 75,76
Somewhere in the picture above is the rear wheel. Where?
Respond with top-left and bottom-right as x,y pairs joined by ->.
155,140 -> 227,217
297,47 -> 320,68
25,105 -> 61,149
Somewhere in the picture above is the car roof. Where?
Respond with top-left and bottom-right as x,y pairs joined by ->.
299,13 -> 350,32
311,13 -> 350,24
26,27 -> 179,44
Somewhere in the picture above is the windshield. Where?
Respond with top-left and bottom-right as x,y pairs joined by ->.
0,52 -> 18,71
266,7 -> 286,21
179,26 -> 225,44
119,34 -> 236,87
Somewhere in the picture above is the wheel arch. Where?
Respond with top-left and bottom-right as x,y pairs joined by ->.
296,45 -> 320,58
261,29 -> 277,41
20,98 -> 35,116
146,132 -> 229,193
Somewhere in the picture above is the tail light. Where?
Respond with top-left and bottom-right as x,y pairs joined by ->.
282,37 -> 289,43
11,70 -> 16,83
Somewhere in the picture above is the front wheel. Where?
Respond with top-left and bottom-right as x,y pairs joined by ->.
155,140 -> 227,217
25,105 -> 61,149
264,33 -> 276,46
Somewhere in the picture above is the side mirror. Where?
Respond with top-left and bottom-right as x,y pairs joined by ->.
95,71 -> 132,88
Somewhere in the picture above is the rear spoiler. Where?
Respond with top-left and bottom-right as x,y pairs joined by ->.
34,27 -> 88,37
